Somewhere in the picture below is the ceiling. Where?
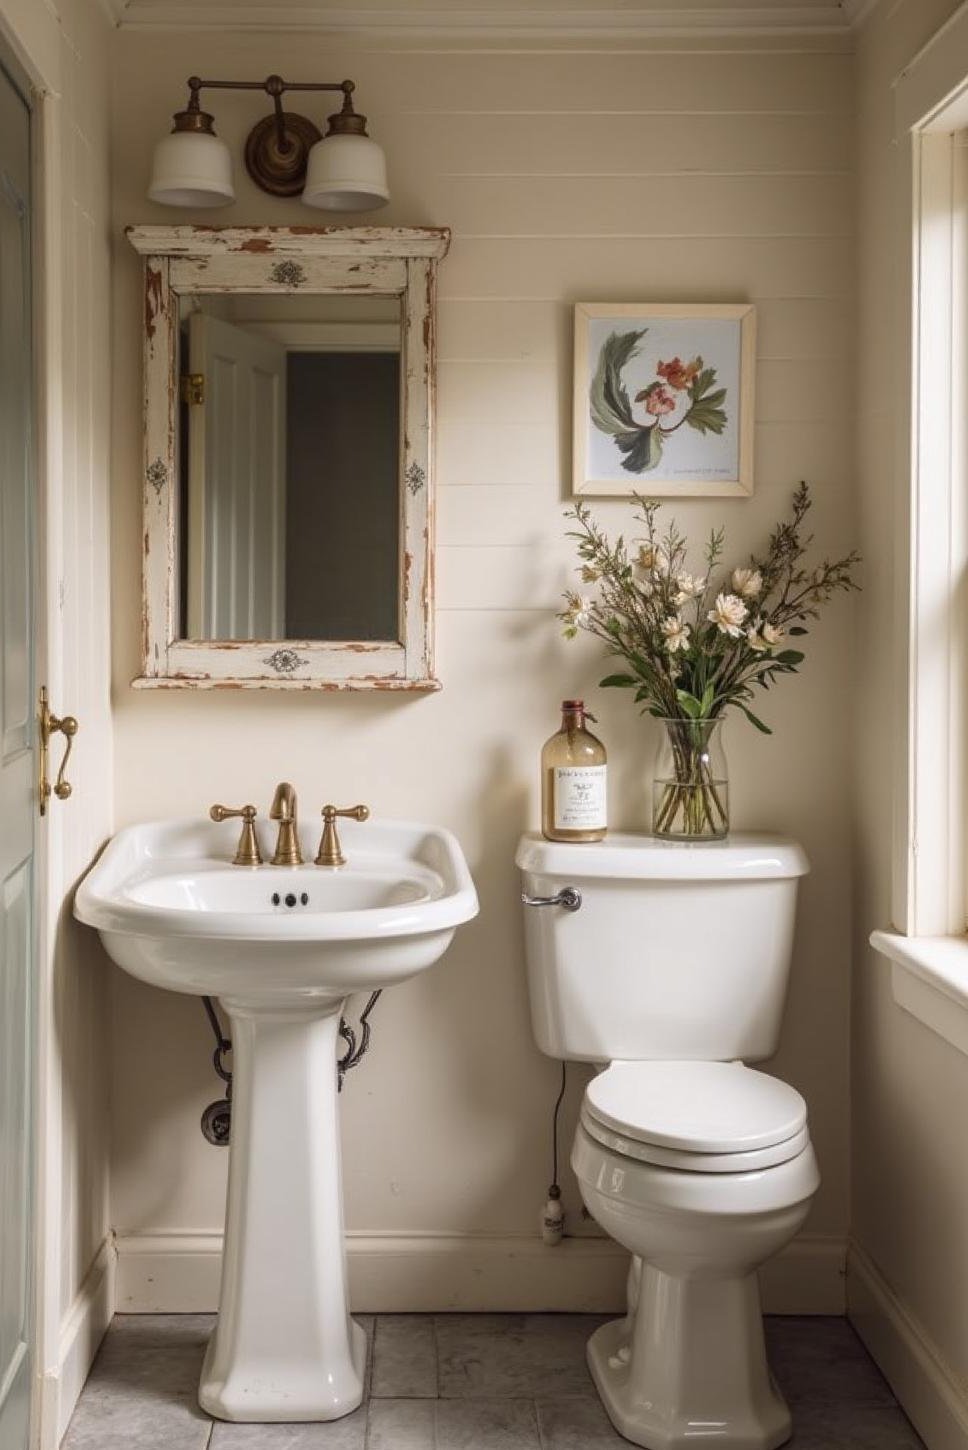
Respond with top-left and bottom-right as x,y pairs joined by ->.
104,0 -> 876,36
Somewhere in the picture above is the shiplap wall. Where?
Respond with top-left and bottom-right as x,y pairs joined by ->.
108,27 -> 855,1307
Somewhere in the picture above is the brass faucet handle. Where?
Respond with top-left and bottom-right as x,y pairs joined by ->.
315,804 -> 370,868
209,803 -> 263,867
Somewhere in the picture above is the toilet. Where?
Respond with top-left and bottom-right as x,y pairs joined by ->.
516,832 -> 819,1450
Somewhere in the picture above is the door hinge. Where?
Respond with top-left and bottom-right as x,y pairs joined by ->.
180,372 -> 205,406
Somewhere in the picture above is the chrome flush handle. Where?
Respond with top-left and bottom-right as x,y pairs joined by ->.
521,887 -> 582,911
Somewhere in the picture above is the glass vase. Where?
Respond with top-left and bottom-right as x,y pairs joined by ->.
652,717 -> 729,841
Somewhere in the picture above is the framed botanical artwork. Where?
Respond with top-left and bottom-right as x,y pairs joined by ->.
573,302 -> 756,498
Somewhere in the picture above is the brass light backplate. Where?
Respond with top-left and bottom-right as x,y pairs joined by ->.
243,111 -> 323,196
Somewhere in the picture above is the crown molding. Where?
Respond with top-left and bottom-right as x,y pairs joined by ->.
114,2 -> 861,38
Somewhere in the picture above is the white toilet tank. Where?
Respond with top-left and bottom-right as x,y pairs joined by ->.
516,833 -> 809,1064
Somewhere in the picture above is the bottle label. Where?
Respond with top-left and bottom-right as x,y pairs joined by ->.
554,765 -> 607,830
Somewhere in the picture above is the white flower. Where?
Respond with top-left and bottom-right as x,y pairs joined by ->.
637,544 -> 669,577
731,567 -> 763,599
580,564 -> 601,583
673,572 -> 706,604
707,592 -> 748,637
747,618 -> 785,653
660,616 -> 691,654
564,595 -> 593,628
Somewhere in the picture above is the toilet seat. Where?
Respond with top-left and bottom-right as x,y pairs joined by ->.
582,1060 -> 808,1173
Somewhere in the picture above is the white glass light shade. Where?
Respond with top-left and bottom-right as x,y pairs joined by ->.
148,130 -> 235,208
301,133 -> 389,212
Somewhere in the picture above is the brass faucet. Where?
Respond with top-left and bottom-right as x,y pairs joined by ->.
210,803 -> 262,866
269,781 -> 303,866
315,804 -> 370,868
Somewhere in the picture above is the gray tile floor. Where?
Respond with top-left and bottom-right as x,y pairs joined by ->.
62,1313 -> 926,1450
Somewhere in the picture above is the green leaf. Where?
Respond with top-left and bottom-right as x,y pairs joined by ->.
775,650 -> 805,665
618,423 -> 664,474
685,401 -> 728,436
737,704 -> 773,734
689,367 -> 717,401
700,682 -> 715,716
600,673 -> 637,688
588,330 -> 643,437
788,626 -> 808,636
675,689 -> 702,719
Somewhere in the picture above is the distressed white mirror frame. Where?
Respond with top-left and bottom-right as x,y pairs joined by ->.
127,224 -> 450,690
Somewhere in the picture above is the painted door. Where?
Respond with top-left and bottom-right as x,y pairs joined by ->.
0,55 -> 33,1450
186,312 -> 286,639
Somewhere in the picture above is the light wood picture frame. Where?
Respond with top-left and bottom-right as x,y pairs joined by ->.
573,302 -> 756,498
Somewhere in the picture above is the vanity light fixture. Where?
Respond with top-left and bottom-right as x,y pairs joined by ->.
147,73 -> 390,211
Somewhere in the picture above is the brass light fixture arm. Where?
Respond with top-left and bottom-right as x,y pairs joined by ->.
183,74 -> 357,146
170,75 -> 370,197
184,75 -> 354,103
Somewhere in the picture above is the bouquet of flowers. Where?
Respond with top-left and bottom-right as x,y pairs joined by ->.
560,483 -> 859,838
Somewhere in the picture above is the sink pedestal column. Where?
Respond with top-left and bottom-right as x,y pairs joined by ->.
199,998 -> 365,1422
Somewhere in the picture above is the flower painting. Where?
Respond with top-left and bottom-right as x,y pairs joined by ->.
573,303 -> 756,498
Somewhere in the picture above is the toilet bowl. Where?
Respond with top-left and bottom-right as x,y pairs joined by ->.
573,1060 -> 819,1450
516,832 -> 816,1450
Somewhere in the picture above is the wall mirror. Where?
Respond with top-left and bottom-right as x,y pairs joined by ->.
128,225 -> 450,689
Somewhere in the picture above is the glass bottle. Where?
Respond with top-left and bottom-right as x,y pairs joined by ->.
541,699 -> 607,842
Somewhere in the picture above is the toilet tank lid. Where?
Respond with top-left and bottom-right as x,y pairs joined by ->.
515,832 -> 809,881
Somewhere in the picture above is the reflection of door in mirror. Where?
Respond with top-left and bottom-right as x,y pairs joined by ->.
185,311 -> 286,639
177,293 -> 402,645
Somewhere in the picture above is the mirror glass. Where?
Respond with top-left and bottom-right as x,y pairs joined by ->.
174,292 -> 402,643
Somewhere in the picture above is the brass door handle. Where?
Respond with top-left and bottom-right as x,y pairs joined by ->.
38,686 -> 78,817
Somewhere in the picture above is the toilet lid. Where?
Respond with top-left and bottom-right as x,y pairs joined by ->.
579,1108 -> 810,1173
583,1061 -> 807,1154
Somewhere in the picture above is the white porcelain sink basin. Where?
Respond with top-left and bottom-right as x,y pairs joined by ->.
75,816 -> 478,1002
74,812 -> 478,1425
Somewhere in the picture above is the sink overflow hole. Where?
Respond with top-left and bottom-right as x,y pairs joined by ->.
270,891 -> 310,908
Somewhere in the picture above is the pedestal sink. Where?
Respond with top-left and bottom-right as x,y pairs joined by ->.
74,815 -> 478,1422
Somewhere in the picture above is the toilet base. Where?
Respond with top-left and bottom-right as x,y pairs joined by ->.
587,1269 -> 791,1450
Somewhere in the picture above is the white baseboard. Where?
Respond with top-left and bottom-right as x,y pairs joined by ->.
848,1240 -> 968,1450
54,1236 -> 116,1445
115,1230 -> 845,1316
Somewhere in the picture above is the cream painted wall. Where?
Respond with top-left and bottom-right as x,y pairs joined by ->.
108,26 -> 855,1305
850,0 -> 968,1431
0,0 -> 115,1441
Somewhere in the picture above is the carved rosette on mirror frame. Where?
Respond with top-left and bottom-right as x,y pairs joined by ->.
128,224 -> 450,690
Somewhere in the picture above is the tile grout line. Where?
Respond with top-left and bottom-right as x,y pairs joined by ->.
532,1395 -> 546,1450
363,1315 -> 379,1449
432,1313 -> 441,1449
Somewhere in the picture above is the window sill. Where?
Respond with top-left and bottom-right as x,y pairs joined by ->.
870,930 -> 968,1056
